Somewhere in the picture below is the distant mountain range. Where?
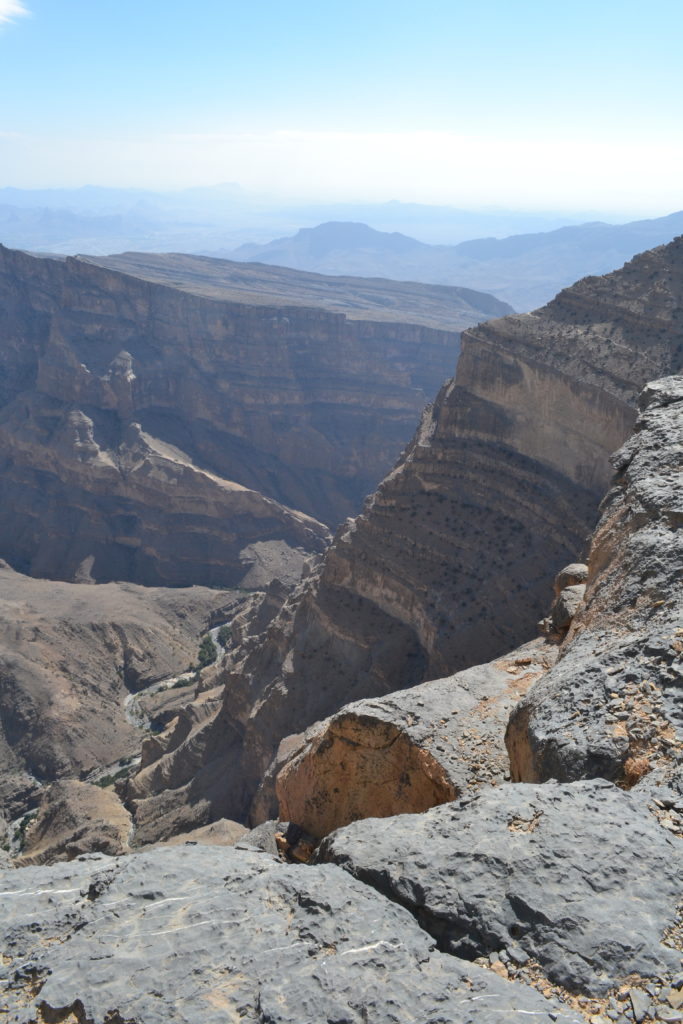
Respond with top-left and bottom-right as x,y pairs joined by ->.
226,212 -> 683,310
0,184 -> 642,258
2,186 -> 680,310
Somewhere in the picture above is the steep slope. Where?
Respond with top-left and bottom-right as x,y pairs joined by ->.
127,238 -> 683,834
5,380 -> 683,1024
231,212 -> 683,310
507,375 -> 683,787
315,376 -> 683,1013
0,244 -> 471,584
0,561 -> 242,820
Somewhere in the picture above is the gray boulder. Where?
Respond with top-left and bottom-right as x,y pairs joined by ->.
553,563 -> 589,595
0,845 -> 581,1023
550,583 -> 586,631
317,779 -> 683,996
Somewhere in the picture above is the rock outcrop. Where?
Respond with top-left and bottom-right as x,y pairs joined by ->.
268,637 -> 558,837
0,243 -> 479,585
317,780 -> 683,1000
131,238 -> 683,831
506,375 -> 683,788
0,845 -> 581,1024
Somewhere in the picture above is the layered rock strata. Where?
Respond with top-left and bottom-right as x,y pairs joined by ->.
0,845 -> 581,1024
132,238 -> 683,829
3,380 -> 683,1022
506,375 -> 683,787
0,243 -> 475,584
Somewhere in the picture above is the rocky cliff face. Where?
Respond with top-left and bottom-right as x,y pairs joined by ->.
311,376 -> 683,1017
0,244 -> 473,585
129,239 -> 683,831
506,375 -> 683,789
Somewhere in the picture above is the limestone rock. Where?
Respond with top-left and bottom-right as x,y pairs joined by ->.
507,376 -> 683,786
16,780 -> 131,865
0,846 -> 580,1023
553,563 -> 589,595
550,583 -> 586,631
272,637 -> 557,837
317,779 -> 683,996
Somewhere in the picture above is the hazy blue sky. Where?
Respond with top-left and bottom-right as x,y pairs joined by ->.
1,0 -> 681,213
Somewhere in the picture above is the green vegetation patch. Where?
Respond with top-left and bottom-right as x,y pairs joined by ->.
197,634 -> 218,668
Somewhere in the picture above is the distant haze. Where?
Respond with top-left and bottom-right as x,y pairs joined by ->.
1,132 -> 681,218
0,1 -> 681,216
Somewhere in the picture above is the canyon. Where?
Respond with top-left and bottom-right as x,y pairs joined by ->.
1,244 -> 507,588
0,237 -> 682,1023
3,361 -> 683,1024
124,236 -> 683,839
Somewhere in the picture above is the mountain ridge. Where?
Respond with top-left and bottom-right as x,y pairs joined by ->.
227,211 -> 683,310
0,243 -> 480,588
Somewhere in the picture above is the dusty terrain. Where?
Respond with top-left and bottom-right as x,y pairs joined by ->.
0,561 -> 243,822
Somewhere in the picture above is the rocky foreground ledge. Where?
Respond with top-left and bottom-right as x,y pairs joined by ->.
1,845 -> 581,1024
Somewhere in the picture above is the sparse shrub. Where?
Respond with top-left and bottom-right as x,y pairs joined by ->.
197,634 -> 218,668
12,811 -> 37,849
95,766 -> 131,788
170,677 -> 193,690
622,754 -> 651,788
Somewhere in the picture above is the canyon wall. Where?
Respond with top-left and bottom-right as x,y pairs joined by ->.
0,244 -> 481,585
127,238 -> 683,832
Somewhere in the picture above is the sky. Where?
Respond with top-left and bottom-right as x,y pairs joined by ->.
1,0 -> 682,215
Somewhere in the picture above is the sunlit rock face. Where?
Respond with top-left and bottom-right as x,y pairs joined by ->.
506,375 -> 683,789
0,244 -> 475,586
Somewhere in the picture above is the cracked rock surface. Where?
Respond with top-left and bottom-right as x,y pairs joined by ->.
0,845 -> 581,1024
506,376 -> 683,788
317,778 -> 683,997
269,637 -> 557,837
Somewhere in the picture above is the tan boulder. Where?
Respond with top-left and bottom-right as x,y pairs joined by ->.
273,637 -> 558,840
